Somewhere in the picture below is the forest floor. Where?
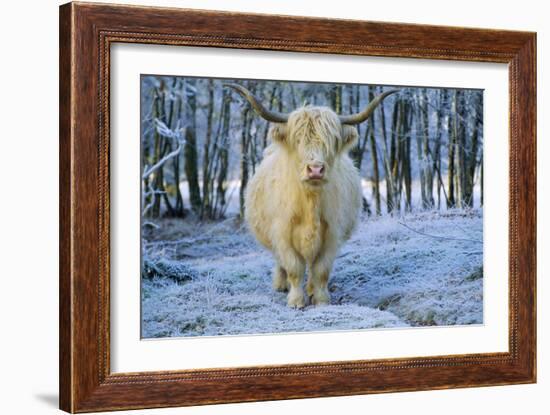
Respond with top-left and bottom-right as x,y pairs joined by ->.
141,209 -> 483,338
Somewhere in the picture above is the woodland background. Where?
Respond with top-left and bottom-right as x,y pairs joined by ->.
140,77 -> 484,221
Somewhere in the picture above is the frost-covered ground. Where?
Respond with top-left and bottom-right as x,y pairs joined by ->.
141,210 -> 483,338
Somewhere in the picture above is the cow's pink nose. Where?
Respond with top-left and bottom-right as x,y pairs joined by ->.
307,164 -> 325,179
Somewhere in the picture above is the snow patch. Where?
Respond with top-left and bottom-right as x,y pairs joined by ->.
141,210 -> 482,338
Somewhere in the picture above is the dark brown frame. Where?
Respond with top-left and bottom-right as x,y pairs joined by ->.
59,2 -> 536,412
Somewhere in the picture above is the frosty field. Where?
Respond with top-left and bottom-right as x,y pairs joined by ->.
141,209 -> 483,338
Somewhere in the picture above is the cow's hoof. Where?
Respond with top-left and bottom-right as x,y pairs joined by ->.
312,290 -> 330,306
287,288 -> 305,309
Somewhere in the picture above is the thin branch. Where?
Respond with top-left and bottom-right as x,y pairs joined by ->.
398,221 -> 482,243
142,221 -> 160,229
142,142 -> 183,180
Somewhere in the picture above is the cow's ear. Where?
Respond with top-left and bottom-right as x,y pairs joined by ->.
341,125 -> 359,152
269,124 -> 287,143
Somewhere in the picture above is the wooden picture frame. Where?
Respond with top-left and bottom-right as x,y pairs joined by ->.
59,2 -> 536,412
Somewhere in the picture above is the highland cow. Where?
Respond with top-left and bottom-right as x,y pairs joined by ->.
227,84 -> 398,308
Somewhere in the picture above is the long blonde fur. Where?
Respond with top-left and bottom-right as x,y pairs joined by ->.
245,107 -> 362,308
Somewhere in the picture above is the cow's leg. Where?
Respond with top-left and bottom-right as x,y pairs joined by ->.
308,261 -> 333,306
307,240 -> 338,306
272,264 -> 288,292
276,247 -> 306,308
286,263 -> 306,309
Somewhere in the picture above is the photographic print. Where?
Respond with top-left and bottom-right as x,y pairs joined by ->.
140,76 -> 484,339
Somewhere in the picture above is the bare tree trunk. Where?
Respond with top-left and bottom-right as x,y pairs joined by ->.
378,87 -> 395,214
447,89 -> 457,209
368,87 -> 381,215
331,84 -> 342,114
215,89 -> 231,218
239,105 -> 252,218
288,83 -> 298,109
389,98 -> 401,212
150,92 -> 162,218
261,83 -> 280,150
416,93 -> 429,209
480,158 -> 484,206
142,91 -> 152,216
350,86 -> 376,177
434,90 -> 444,210
455,90 -> 466,208
167,78 -> 185,217
349,86 -> 363,168
403,126 -> 412,212
417,88 -> 434,209
347,85 -> 372,215
183,78 -> 202,212
464,90 -> 481,208
399,99 -> 413,212
200,79 -> 214,219
160,144 -> 175,217
422,90 -> 434,208
148,86 -> 175,217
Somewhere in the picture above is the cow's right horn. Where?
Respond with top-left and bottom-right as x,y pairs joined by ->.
339,89 -> 400,125
224,83 -> 289,124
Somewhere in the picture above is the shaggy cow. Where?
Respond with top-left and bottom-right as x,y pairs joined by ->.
227,84 -> 398,308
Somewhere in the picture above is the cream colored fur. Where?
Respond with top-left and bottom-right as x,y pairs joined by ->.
245,107 -> 362,308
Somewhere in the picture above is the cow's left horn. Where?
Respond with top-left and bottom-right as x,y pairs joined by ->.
224,83 -> 289,124
339,89 -> 400,125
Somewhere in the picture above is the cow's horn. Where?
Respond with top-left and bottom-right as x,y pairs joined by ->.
339,89 -> 400,125
224,83 -> 289,123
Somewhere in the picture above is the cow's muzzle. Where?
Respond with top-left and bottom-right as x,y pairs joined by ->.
306,163 -> 325,180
